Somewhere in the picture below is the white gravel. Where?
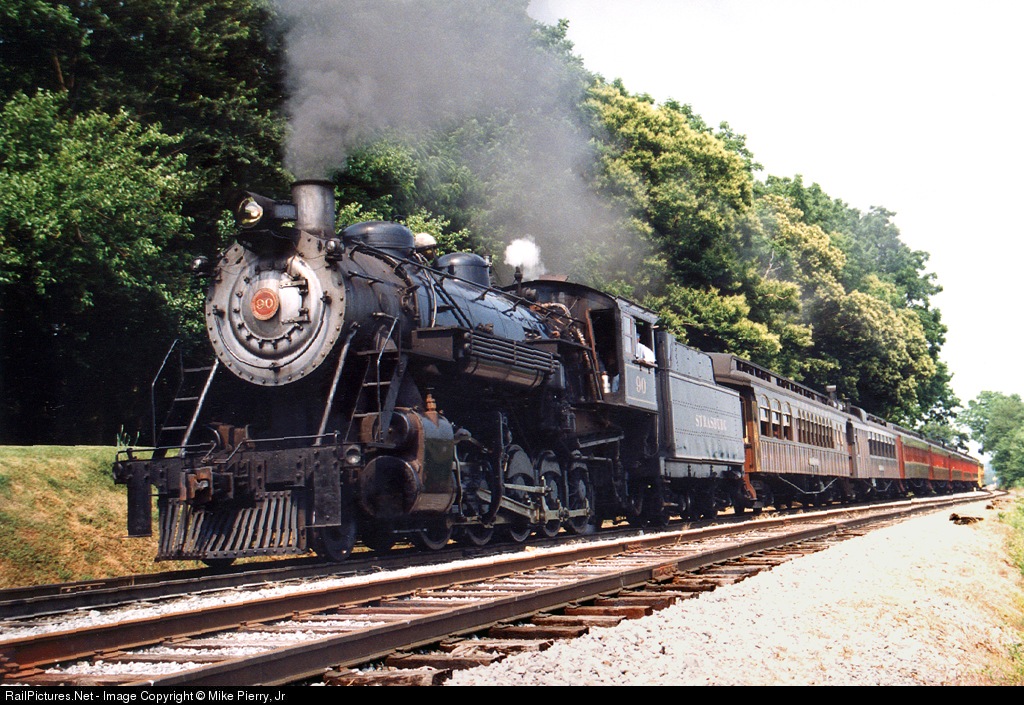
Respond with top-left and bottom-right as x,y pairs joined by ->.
444,495 -> 1023,686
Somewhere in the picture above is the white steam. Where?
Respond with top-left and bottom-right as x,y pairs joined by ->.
504,237 -> 546,281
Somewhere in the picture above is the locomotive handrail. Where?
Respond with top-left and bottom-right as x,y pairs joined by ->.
371,316 -> 404,444
431,275 -> 474,329
315,326 -> 358,444
117,432 -> 348,464
209,431 -> 344,465
150,339 -> 181,446
115,441 -> 216,462
180,360 -> 219,451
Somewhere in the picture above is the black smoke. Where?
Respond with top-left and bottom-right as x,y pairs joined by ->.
273,0 -> 630,278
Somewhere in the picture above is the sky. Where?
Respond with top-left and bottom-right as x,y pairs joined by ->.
527,0 -> 1024,410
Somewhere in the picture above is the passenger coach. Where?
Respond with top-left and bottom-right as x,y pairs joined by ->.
709,353 -> 983,510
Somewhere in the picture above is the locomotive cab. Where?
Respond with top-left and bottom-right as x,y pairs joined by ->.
522,280 -> 660,411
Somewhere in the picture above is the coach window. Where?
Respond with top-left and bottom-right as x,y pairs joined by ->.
783,403 -> 793,441
771,400 -> 783,439
759,396 -> 771,437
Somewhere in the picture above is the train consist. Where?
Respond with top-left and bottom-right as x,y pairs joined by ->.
112,181 -> 983,564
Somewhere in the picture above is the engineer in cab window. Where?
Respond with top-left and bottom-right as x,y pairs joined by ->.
635,334 -> 655,366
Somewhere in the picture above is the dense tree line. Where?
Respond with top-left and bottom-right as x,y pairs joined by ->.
0,0 -> 981,457
0,0 -> 286,442
963,393 -> 1024,487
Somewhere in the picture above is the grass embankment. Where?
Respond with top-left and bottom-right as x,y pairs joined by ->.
0,446 -> 195,587
996,494 -> 1024,682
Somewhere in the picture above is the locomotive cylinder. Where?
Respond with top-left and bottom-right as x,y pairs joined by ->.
357,409 -> 457,519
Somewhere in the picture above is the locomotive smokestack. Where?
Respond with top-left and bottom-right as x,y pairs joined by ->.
292,180 -> 336,239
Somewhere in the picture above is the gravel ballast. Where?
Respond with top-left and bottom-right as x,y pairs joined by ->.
444,495 -> 1023,686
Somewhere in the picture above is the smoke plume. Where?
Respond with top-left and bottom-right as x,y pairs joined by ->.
273,0 -> 631,279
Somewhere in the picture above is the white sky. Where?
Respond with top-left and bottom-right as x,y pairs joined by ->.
528,0 -> 1024,409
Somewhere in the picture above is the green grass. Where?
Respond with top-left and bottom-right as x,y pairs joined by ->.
991,494 -> 1024,684
1004,497 -> 1024,574
0,446 -> 194,587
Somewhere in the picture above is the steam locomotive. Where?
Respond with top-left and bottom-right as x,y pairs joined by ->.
112,181 -> 983,564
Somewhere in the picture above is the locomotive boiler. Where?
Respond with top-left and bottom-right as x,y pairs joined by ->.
114,181 -> 746,564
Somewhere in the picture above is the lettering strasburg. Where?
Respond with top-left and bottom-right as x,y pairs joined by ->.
695,414 -> 728,432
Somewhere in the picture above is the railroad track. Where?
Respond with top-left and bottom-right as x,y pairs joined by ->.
0,522 -> 691,620
0,493 -> 951,619
0,492 -> 990,687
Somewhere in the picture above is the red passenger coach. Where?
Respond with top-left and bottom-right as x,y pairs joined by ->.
894,426 -> 982,494
936,446 -> 950,485
949,449 -> 984,489
711,353 -> 982,511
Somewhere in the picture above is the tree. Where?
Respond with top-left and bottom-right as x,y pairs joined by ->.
962,391 -> 1024,487
753,180 -> 959,428
0,0 -> 289,234
586,81 -> 754,291
0,91 -> 201,442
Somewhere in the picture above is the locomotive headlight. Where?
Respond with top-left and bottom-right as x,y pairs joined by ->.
344,446 -> 363,466
325,237 -> 344,262
190,255 -> 213,277
237,197 -> 264,228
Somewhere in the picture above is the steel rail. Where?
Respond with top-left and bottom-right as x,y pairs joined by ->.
1,492 -> 987,684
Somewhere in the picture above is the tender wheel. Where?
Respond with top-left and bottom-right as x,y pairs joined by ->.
642,481 -> 672,527
314,519 -> 357,562
676,490 -> 693,521
414,518 -> 452,551
565,465 -> 597,535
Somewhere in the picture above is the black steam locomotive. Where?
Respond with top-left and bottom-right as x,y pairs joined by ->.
112,181 -> 747,563
113,181 -> 981,565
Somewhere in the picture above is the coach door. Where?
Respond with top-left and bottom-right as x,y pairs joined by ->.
846,420 -> 858,478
